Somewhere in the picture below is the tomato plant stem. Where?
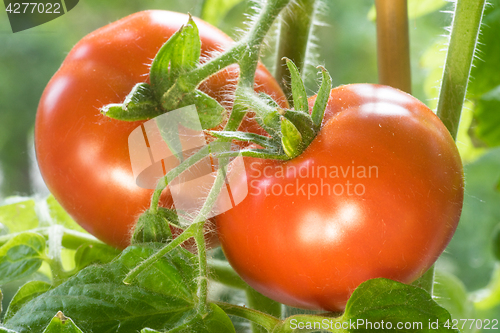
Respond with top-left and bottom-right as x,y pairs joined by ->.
149,145 -> 211,212
226,0 -> 292,132
209,259 -> 283,330
246,289 -> 283,333
275,0 -> 317,102
375,0 -> 412,94
0,227 -> 105,250
123,223 -> 198,284
175,43 -> 246,93
215,302 -> 281,332
436,0 -> 486,140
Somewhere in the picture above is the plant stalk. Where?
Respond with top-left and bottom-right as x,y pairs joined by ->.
226,0 -> 293,132
275,0 -> 317,102
215,302 -> 281,332
436,0 -> 486,140
375,0 -> 412,94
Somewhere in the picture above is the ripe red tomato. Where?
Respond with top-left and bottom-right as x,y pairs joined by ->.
216,84 -> 464,311
35,10 -> 287,249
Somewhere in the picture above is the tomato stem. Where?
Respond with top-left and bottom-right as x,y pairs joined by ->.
172,43 -> 246,95
0,227 -> 106,250
226,0 -> 292,132
436,0 -> 486,140
375,0 -> 412,94
149,145 -> 211,212
215,302 -> 281,332
246,289 -> 283,333
275,0 -> 317,103
123,222 -> 198,284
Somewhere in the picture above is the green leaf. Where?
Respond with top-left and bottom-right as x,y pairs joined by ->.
311,66 -> 332,129
41,312 -> 83,333
471,85 -> 500,147
3,244 -> 198,333
171,16 -> 201,74
209,131 -> 275,149
343,278 -> 458,332
73,243 -> 120,271
176,90 -> 226,129
142,303 -> 235,333
201,0 -> 245,27
0,233 -> 46,285
367,0 -> 448,21
3,281 -> 52,322
0,327 -> 18,333
282,109 -> 316,145
284,58 -> 308,113
0,199 -> 38,234
101,83 -> 163,122
280,117 -> 302,159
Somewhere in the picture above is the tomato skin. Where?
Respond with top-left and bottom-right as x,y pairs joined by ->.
216,84 -> 464,311
35,10 -> 287,249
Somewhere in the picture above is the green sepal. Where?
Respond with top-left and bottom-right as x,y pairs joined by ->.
311,66 -> 332,129
212,148 -> 288,160
149,28 -> 182,97
149,16 -> 201,102
157,207 -> 183,230
101,83 -> 163,121
280,116 -> 303,159
131,210 -> 173,245
173,90 -> 227,129
281,109 -> 316,145
284,57 -> 308,113
171,15 -> 201,74
209,131 -> 275,149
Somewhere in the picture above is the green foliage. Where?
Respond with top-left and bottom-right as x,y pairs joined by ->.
41,312 -> 84,333
343,279 -> 457,332
3,245 -> 198,333
0,233 -> 46,285
3,281 -> 52,322
275,278 -> 457,333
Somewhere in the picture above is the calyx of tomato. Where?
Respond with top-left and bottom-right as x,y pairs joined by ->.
100,15 -> 226,130
131,208 -> 181,245
211,58 -> 332,160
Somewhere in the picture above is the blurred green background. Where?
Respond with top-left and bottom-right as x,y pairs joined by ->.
1,0 -> 500,330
